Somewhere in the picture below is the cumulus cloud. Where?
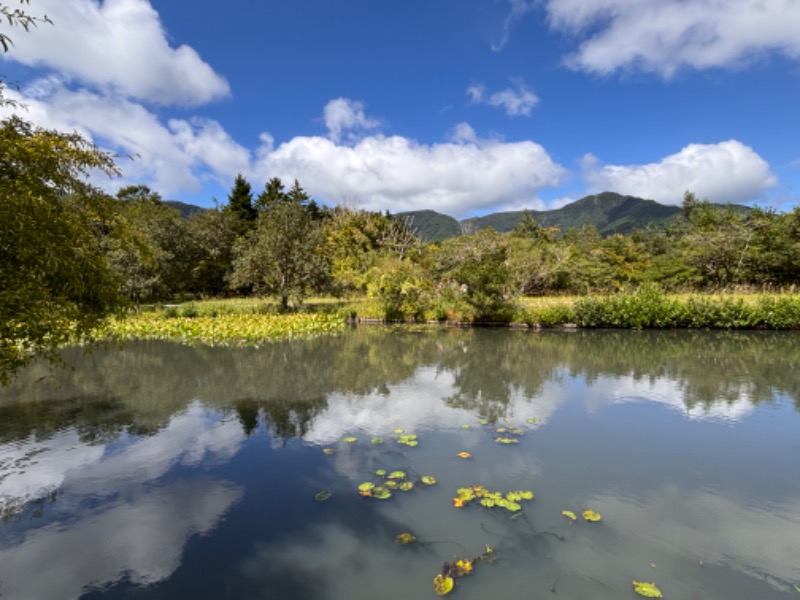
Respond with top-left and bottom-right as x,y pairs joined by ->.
323,98 -> 380,143
254,117 -> 566,217
582,141 -> 777,205
0,81 -> 251,195
545,0 -> 800,76
467,79 -> 539,117
4,0 -> 229,105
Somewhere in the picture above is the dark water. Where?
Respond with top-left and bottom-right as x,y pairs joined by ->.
0,328 -> 798,599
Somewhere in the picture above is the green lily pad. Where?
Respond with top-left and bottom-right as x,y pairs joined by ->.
342,436 -> 357,443
526,417 -> 539,424
393,428 -> 405,434
562,510 -> 577,521
372,486 -> 392,500
358,482 -> 375,492
421,475 -> 437,485
314,490 -> 332,502
388,470 -> 407,480
384,480 -> 398,489
398,481 -> 414,491
371,438 -> 384,445
460,423 -> 471,429
375,469 -> 386,476
632,581 -> 663,598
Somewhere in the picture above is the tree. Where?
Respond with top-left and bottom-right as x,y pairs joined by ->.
224,173 -> 256,235
186,207 -> 237,297
1,1 -> 50,53
1,115 -> 124,383
255,176 -> 286,212
231,198 -> 330,310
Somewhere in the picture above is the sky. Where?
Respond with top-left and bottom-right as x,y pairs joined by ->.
1,0 -> 799,218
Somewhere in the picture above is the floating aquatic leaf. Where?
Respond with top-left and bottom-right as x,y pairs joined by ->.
794,583 -> 800,594
421,475 -> 437,485
393,428 -> 405,434
432,574 -> 454,596
342,436 -> 357,443
461,424 -> 471,429
322,448 -> 335,455
384,480 -> 398,489
456,488 -> 476,501
397,434 -> 419,447
495,427 -> 508,433
388,470 -> 407,480
480,498 -> 496,508
371,438 -> 384,445
398,481 -> 414,491
314,490 -> 332,502
453,559 -> 473,576
372,486 -> 392,500
505,501 -> 521,512
510,428 -> 525,436
396,532 -> 417,545
453,497 -> 466,508
632,581 -> 663,598
562,510 -> 577,521
479,419 -> 489,425
375,469 -> 386,476
358,482 -> 375,492
582,509 -> 602,522
485,544 -> 493,554
526,417 -> 540,424
457,451 -> 472,459
495,437 -> 520,444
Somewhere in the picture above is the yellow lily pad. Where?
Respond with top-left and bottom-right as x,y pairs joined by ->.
632,581 -> 663,598
562,510 -> 577,521
395,532 -> 417,545
495,437 -> 520,444
453,558 -> 473,576
582,509 -> 602,522
342,436 -> 357,443
393,427 -> 405,434
322,448 -> 335,455
457,451 -> 472,459
433,574 -> 454,596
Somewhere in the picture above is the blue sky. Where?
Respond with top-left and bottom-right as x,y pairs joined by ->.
2,0 -> 799,217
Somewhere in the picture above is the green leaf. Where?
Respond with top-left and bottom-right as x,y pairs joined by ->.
372,486 -> 392,500
314,489 -> 332,502
358,482 -> 375,492
342,436 -> 357,443
421,475 -> 437,485
562,510 -> 577,521
632,581 -> 663,598
371,437 -> 384,444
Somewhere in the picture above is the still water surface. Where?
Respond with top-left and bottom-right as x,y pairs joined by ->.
0,328 -> 798,599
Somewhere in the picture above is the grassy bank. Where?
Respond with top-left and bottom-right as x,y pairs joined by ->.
99,288 -> 800,349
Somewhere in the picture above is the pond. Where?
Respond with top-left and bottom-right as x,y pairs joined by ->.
0,328 -> 798,599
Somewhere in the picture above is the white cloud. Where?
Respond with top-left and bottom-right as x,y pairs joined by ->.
323,97 -> 380,143
4,0 -> 229,105
582,140 -> 778,205
0,82 -> 251,196
255,115 -> 566,217
545,0 -> 800,76
492,0 -> 537,52
468,79 -> 539,117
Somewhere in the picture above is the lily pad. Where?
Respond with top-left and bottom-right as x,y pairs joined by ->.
433,574 -> 454,596
398,481 -> 414,491
457,451 -> 472,459
495,427 -> 508,433
372,486 -> 392,500
562,510 -> 577,521
421,475 -> 437,485
314,490 -> 332,502
322,448 -> 335,455
388,470 -> 407,480
582,509 -> 602,522
393,427 -> 405,434
632,581 -> 663,598
453,558 -> 473,576
495,437 -> 520,444
371,438 -> 384,445
342,436 -> 357,443
375,469 -> 387,476
526,417 -> 540,424
396,532 -> 417,545
358,482 -> 375,492
460,424 -> 471,429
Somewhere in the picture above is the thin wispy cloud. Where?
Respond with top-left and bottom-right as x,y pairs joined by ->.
492,0 -> 537,52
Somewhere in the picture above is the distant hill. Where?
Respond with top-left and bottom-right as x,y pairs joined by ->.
399,192 -> 684,242
394,209 -> 461,242
165,200 -> 207,219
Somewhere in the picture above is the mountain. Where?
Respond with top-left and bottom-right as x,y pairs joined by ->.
165,200 -> 207,219
394,209 -> 462,242
399,192 -> 683,242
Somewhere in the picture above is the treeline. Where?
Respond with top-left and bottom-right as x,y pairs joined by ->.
102,175 -> 800,321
